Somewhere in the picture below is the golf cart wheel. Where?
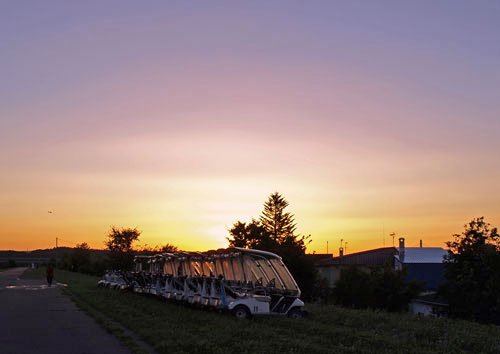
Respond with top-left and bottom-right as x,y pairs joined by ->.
232,305 -> 251,319
287,307 -> 304,319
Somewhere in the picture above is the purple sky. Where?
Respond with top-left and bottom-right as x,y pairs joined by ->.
1,1 -> 499,251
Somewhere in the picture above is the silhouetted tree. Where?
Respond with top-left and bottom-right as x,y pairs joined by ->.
440,217 -> 500,324
227,193 -> 316,299
334,264 -> 422,312
370,264 -> 423,312
69,243 -> 91,273
159,243 -> 179,253
260,192 -> 296,242
137,243 -> 180,255
105,227 -> 141,270
227,219 -> 275,250
333,267 -> 372,308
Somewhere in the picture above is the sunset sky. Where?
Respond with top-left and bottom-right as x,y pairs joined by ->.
1,1 -> 499,253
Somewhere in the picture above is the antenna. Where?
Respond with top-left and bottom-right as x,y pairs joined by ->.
382,224 -> 385,247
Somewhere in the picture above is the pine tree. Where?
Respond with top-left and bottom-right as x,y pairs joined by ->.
260,192 -> 297,242
226,192 -> 315,299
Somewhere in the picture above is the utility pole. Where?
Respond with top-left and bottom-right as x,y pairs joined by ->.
382,224 -> 385,247
56,237 -> 58,248
326,241 -> 329,254
345,241 -> 348,254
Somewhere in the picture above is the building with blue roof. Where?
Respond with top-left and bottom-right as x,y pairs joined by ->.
394,238 -> 447,290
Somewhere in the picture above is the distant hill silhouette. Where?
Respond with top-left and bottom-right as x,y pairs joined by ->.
0,247 -> 108,266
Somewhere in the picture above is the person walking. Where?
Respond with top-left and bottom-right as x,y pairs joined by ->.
46,263 -> 54,287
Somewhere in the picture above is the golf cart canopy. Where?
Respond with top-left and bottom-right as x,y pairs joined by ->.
134,247 -> 300,294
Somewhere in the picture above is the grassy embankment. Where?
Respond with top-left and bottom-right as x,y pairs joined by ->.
23,268 -> 500,354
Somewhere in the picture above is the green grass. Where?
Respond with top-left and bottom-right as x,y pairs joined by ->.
25,268 -> 500,354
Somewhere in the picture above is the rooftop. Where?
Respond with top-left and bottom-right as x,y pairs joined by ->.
395,247 -> 447,264
316,247 -> 398,266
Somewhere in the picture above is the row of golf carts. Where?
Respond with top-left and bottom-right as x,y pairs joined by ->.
98,247 -> 306,318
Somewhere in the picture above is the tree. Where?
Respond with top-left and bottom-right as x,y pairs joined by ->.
227,219 -> 275,250
333,267 -> 372,309
137,243 -> 180,255
69,243 -> 91,273
227,192 -> 316,299
105,227 -> 141,270
440,217 -> 500,324
334,264 -> 422,312
369,264 -> 422,312
260,192 -> 296,242
159,243 -> 179,253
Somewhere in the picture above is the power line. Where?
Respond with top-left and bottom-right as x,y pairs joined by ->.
56,237 -> 79,247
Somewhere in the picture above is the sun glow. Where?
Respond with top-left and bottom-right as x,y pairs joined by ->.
1,2 -> 500,253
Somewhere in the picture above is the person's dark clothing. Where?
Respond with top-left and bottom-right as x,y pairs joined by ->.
46,265 -> 54,286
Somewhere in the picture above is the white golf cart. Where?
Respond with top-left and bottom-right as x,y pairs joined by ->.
100,247 -> 306,319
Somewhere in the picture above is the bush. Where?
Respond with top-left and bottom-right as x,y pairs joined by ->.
334,264 -> 422,312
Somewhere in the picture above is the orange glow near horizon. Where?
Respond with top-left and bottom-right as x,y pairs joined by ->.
2,168 -> 499,254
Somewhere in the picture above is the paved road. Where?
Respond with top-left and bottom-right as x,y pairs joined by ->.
0,268 -> 131,354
